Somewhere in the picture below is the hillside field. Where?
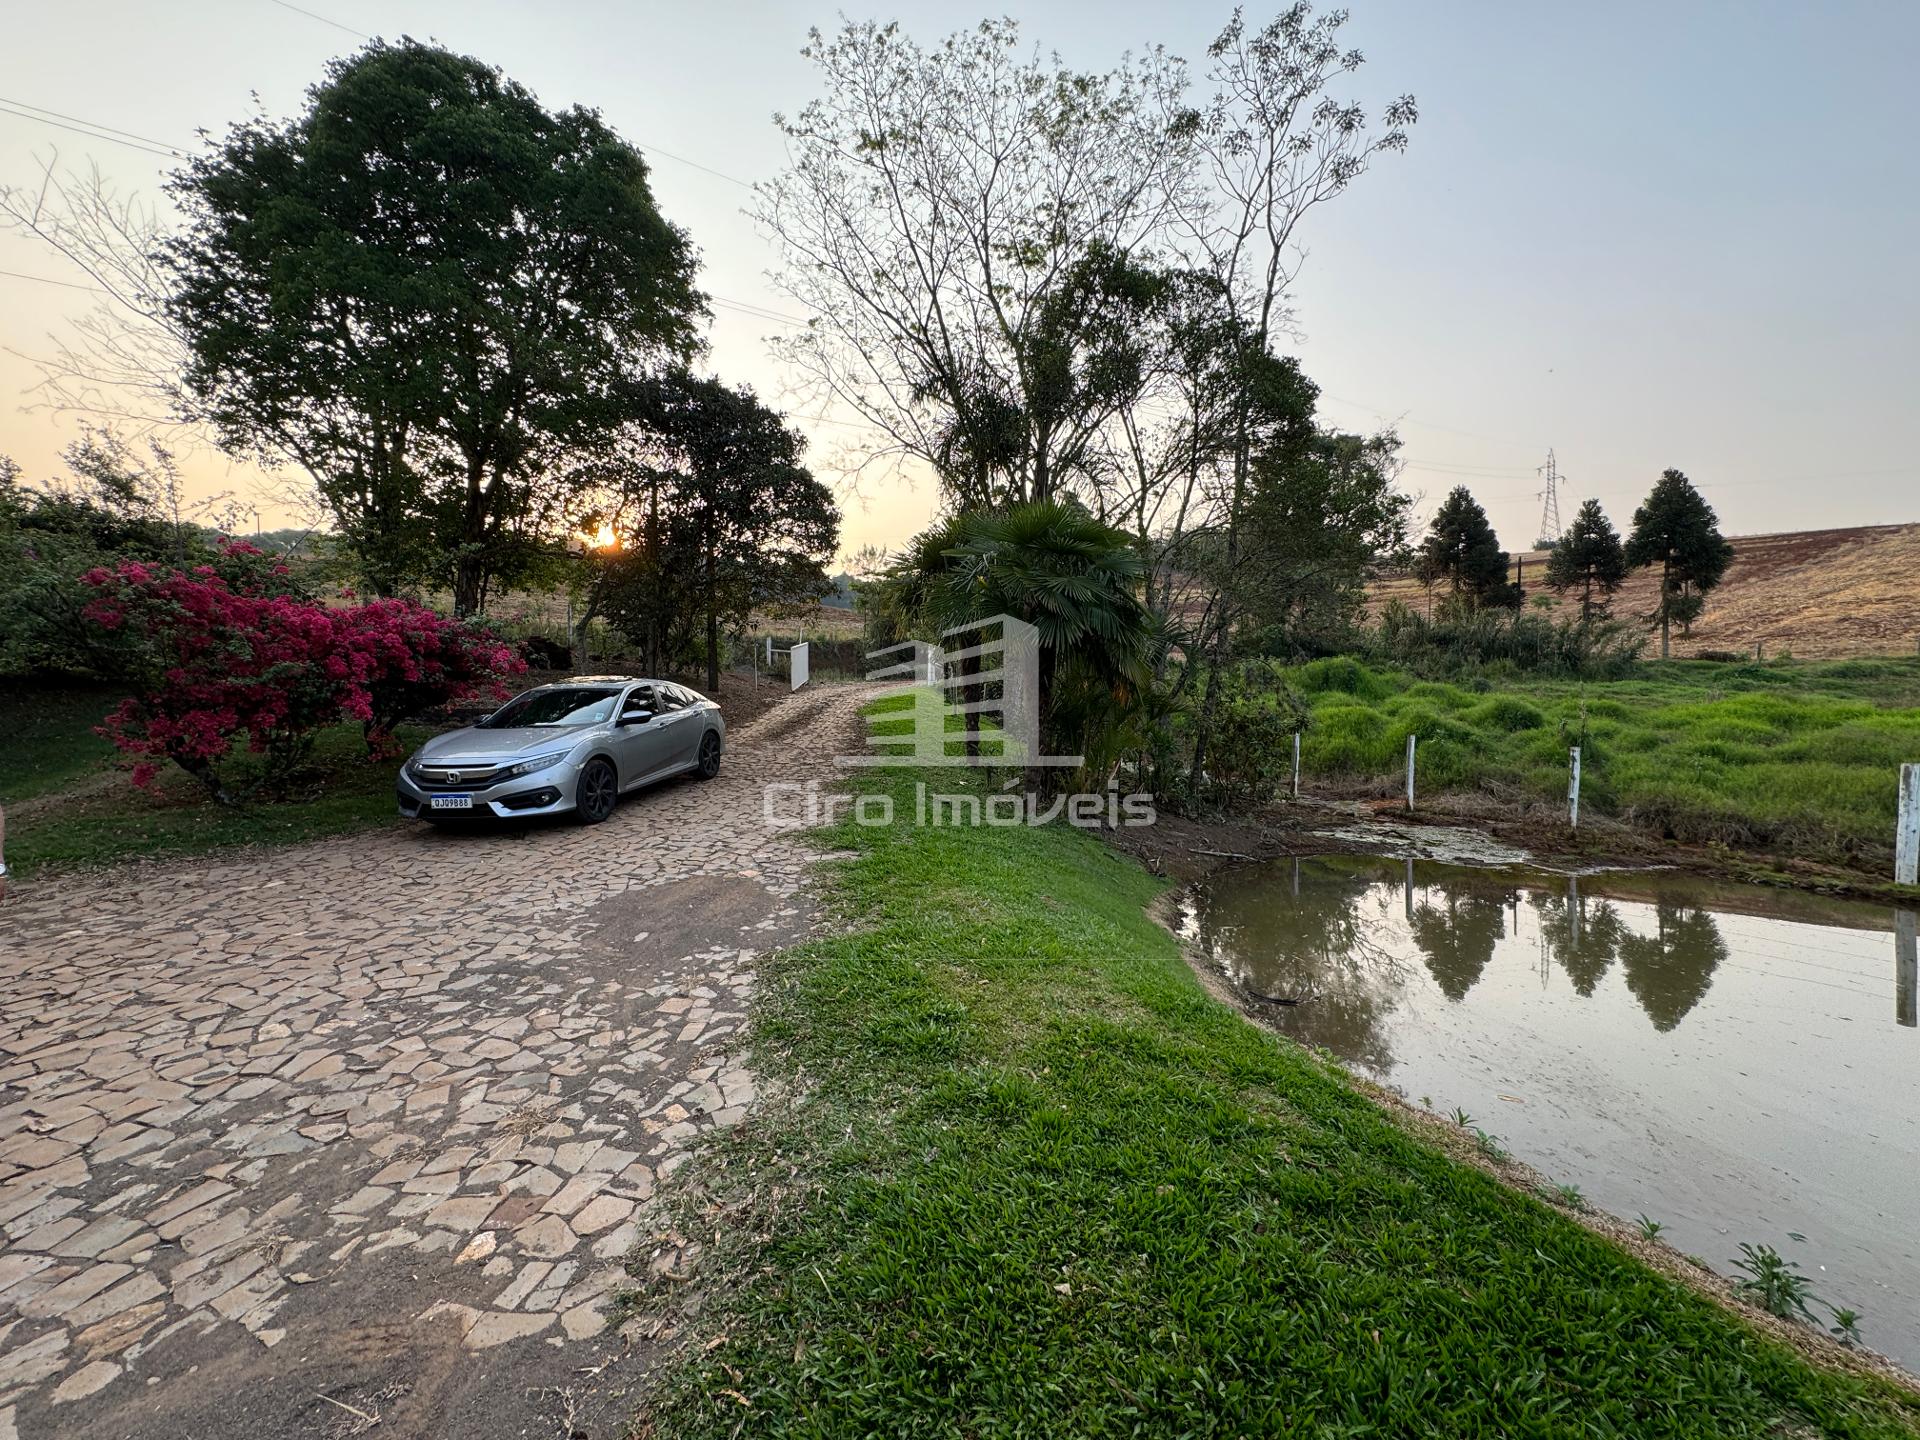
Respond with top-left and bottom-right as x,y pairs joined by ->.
1371,523 -> 1920,659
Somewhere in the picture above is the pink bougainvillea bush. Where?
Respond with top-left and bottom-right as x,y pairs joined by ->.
328,599 -> 525,758
82,542 -> 523,798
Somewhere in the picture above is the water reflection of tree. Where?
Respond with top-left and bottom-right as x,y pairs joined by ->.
1409,891 -> 1512,1001
1187,858 -> 1410,1072
1617,898 -> 1729,1032
1533,891 -> 1629,996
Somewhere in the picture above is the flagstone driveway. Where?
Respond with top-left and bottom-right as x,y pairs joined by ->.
0,683 -> 869,1439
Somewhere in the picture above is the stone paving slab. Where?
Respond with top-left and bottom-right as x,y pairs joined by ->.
0,685 -> 871,1439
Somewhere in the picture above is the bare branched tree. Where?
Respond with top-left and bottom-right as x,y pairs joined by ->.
759,10 -> 1416,796
755,19 -> 1201,510
1179,4 -> 1417,773
0,154 -> 195,438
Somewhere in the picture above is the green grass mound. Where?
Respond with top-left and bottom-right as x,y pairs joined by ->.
1281,657 -> 1920,864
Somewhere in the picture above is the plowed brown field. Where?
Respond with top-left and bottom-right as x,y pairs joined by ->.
1371,524 -> 1920,659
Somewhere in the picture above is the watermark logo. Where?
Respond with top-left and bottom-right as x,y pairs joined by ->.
844,615 -> 1081,769
761,614 -> 1154,830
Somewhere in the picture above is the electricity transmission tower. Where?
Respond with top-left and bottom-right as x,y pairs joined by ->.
1535,449 -> 1564,548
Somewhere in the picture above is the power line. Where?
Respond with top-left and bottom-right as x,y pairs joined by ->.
262,0 -> 365,37
0,263 -> 813,344
0,266 -> 108,293
246,0 -> 756,190
642,145 -> 752,190
0,257 -> 811,332
2,13 -> 1902,510
0,100 -> 186,160
0,97 -> 188,155
709,296 -> 809,327
1318,389 -> 1538,451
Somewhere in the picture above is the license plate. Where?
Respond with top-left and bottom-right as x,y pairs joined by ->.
429,794 -> 474,810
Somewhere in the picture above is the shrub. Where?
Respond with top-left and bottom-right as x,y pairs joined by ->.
1293,655 -> 1395,701
1368,600 -> 1641,678
1303,700 -> 1391,775
1206,691 -> 1309,806
1467,695 -> 1548,733
519,633 -> 572,669
82,549 -> 521,798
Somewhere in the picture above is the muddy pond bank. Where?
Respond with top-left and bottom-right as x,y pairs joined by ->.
1111,788 -> 1919,904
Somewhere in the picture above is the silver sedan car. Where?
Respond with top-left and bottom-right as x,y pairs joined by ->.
397,676 -> 725,825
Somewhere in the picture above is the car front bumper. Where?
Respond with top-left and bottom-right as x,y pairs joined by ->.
395,758 -> 582,820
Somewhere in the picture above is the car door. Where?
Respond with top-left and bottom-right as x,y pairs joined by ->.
650,684 -> 703,770
611,684 -> 673,787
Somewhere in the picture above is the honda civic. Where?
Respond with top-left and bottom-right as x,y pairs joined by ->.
396,676 -> 724,825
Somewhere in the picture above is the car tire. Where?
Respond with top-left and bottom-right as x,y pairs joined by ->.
696,729 -> 722,780
575,758 -> 618,824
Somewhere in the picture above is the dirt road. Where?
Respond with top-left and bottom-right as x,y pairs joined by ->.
0,684 -> 871,1439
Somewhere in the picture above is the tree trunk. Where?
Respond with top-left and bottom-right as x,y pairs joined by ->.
1660,556 -> 1672,659
176,752 -> 236,807
1190,629 -> 1226,789
1192,397 -> 1252,788
704,535 -> 720,694
451,455 -> 493,618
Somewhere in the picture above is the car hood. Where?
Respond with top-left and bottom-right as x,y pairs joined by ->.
415,726 -> 593,764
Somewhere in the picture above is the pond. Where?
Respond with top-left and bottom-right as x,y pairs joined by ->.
1181,854 -> 1920,1367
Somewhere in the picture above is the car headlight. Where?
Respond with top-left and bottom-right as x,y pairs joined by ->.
503,750 -> 572,779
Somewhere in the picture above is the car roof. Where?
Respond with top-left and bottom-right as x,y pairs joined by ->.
531,676 -> 698,690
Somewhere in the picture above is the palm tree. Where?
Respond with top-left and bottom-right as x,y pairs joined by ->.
902,501 -> 1164,780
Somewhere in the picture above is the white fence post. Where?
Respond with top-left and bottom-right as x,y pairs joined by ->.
1405,734 -> 1417,811
1291,732 -> 1301,800
1898,763 -> 1920,887
790,641 -> 811,692
1568,746 -> 1582,829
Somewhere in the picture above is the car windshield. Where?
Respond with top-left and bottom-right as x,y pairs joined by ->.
479,687 -> 619,729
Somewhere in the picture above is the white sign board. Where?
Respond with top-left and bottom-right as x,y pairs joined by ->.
790,641 -> 810,692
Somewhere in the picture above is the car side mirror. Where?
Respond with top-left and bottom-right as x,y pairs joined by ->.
619,709 -> 654,727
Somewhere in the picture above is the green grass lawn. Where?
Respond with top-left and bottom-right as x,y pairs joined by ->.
637,758 -> 1920,1437
2,685 -> 418,874
0,685 -> 120,805
1289,657 -> 1920,865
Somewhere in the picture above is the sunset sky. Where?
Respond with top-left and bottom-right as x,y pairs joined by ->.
1,0 -> 1913,561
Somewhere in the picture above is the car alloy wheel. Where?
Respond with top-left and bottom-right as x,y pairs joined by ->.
576,758 -> 618,823
697,730 -> 722,779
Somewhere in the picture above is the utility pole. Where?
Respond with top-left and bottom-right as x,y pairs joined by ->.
1536,449 -> 1564,548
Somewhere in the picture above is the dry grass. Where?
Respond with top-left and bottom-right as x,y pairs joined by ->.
1374,523 -> 1920,659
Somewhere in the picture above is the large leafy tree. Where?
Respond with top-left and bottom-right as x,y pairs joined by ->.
583,375 -> 838,691
1421,487 -> 1519,610
1545,498 -> 1628,621
1237,426 -> 1411,650
164,39 -> 705,612
1624,468 -> 1734,658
